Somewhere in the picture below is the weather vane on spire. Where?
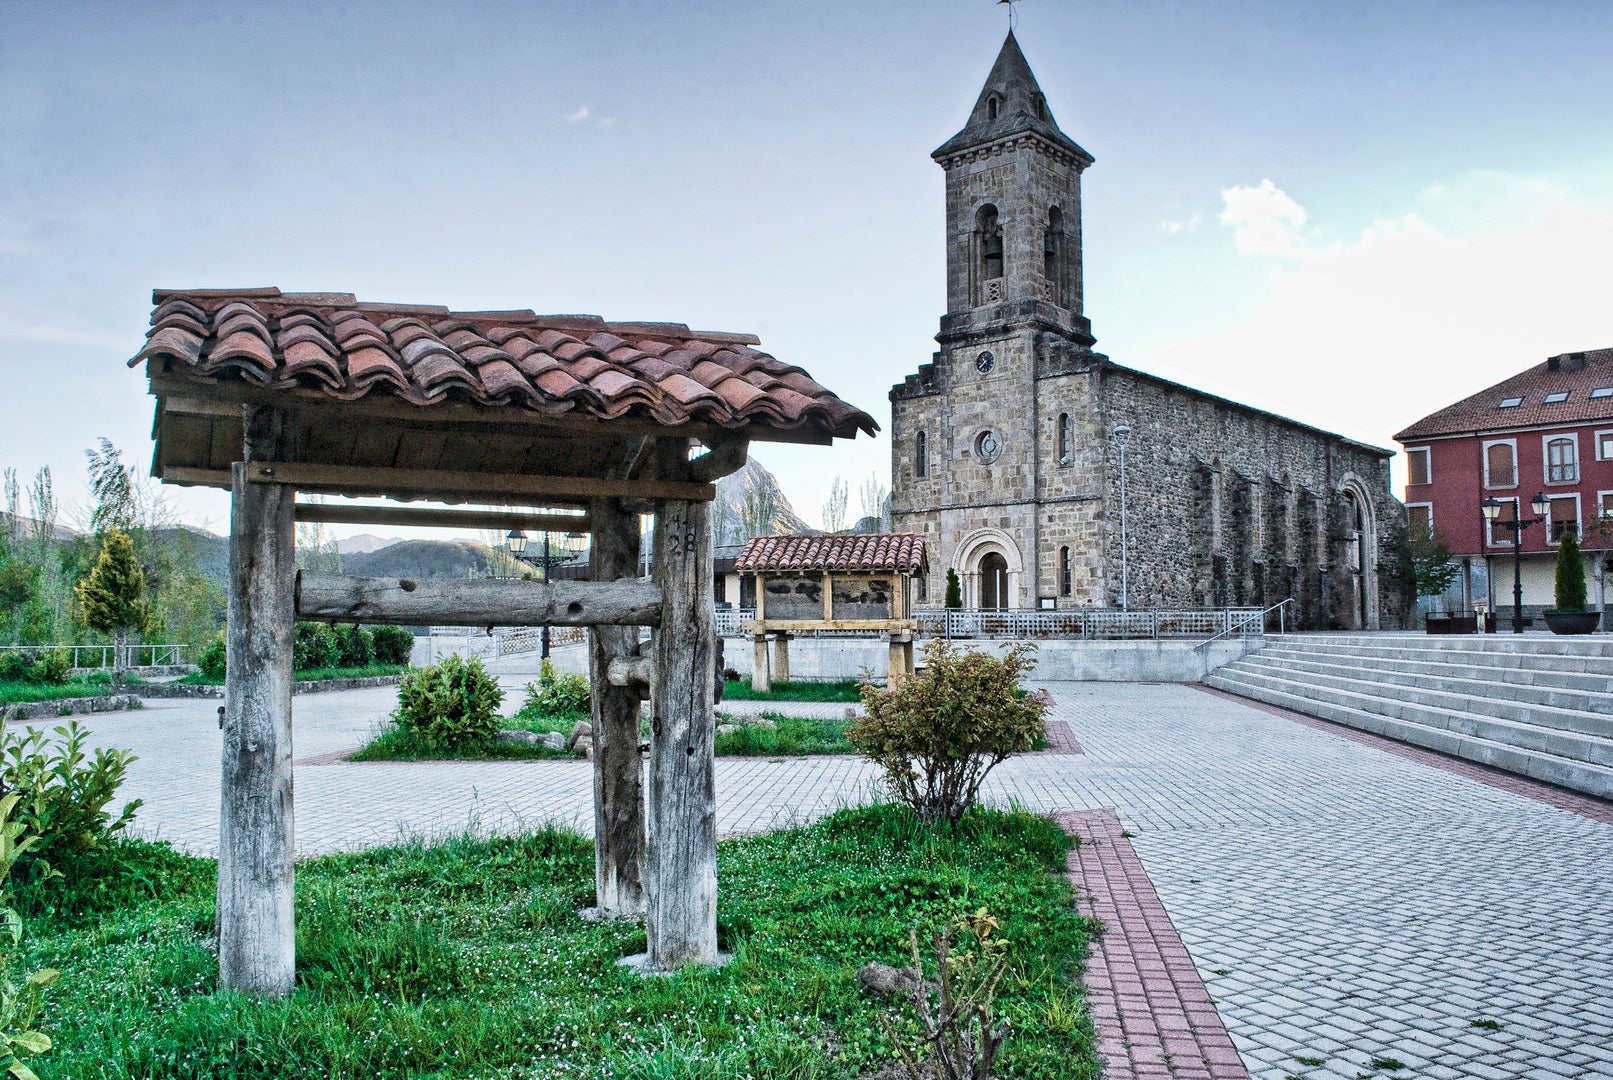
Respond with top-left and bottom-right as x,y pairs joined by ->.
999,0 -> 1019,32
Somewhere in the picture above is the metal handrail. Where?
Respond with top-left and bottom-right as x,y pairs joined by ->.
1193,598 -> 1294,650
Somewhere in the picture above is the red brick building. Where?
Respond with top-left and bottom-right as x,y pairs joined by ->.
1396,347 -> 1613,622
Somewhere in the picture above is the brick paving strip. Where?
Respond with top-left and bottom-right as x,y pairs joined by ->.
1056,809 -> 1250,1080
1192,684 -> 1613,826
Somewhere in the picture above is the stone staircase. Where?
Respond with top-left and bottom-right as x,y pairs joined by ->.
1204,633 -> 1613,799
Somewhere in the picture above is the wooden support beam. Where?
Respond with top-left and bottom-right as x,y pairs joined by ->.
219,408 -> 297,996
646,453 -> 720,969
822,572 -> 834,622
771,632 -> 791,684
589,498 -> 647,917
242,460 -> 717,504
295,573 -> 662,627
751,632 -> 771,694
687,438 -> 749,483
606,655 -> 655,690
294,503 -> 588,532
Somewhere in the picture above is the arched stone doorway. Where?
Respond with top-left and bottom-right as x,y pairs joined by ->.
953,528 -> 1025,610
1336,476 -> 1380,629
979,552 -> 1009,610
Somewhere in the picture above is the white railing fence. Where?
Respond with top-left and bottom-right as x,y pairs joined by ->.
913,607 -> 1270,640
714,608 -> 756,636
0,643 -> 191,669
427,625 -> 586,662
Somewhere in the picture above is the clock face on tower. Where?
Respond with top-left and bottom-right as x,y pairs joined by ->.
975,350 -> 995,374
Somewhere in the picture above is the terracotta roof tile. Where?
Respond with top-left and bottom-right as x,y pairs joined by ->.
735,533 -> 928,574
1397,348 -> 1613,441
131,288 -> 879,439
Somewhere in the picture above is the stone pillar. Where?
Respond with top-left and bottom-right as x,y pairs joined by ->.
771,632 -> 791,684
751,633 -> 770,693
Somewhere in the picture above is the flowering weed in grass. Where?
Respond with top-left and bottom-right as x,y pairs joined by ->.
24,804 -> 1097,1079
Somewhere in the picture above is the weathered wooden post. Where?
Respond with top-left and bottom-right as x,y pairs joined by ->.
589,497 -> 645,915
646,440 -> 719,968
771,631 -> 791,684
751,632 -> 771,693
219,406 -> 298,996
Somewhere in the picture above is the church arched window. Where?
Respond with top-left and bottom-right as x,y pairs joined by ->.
915,430 -> 928,479
1057,413 -> 1071,464
977,204 -> 1003,285
1045,206 -> 1064,303
987,95 -> 1001,120
1059,546 -> 1072,596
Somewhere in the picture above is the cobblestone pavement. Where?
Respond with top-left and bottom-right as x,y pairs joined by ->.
24,679 -> 1613,1079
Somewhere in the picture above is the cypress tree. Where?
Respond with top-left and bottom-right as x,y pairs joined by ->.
944,568 -> 963,609
1554,528 -> 1588,613
75,529 -> 149,678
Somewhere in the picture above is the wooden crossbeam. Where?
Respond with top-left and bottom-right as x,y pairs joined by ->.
244,461 -> 716,503
294,503 -> 589,533
295,573 -> 662,627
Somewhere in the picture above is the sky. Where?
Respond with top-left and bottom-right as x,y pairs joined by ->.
2,0 -> 1611,539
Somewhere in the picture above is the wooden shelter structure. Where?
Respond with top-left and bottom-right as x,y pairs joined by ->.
734,533 -> 926,690
130,288 -> 876,994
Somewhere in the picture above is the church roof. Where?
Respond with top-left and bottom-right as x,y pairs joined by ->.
1395,347 -> 1613,441
735,533 -> 927,574
932,32 -> 1093,164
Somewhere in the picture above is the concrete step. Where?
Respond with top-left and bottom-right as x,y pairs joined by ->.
1204,668 -> 1613,800
1256,645 -> 1613,700
1269,632 -> 1613,659
1222,658 -> 1613,745
1242,652 -> 1613,722
1261,638 -> 1613,677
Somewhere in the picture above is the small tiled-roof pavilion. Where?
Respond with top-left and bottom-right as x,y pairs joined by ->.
131,288 -> 877,993
734,532 -> 927,689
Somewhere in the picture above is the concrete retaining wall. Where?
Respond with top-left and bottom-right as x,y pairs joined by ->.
2,694 -> 143,723
723,635 -> 1265,683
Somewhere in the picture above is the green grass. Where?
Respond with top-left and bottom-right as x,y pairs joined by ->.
721,679 -> 865,703
23,804 -> 1097,1080
177,664 -> 408,687
715,713 -> 855,756
0,671 -> 142,704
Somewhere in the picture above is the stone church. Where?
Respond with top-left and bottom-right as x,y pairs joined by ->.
890,33 -> 1407,630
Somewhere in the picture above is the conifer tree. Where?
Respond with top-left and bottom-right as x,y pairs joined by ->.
1555,527 -> 1588,613
75,529 -> 149,678
945,568 -> 963,610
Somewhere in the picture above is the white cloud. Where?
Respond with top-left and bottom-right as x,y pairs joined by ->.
1219,179 -> 1309,257
564,105 -> 590,123
1160,213 -> 1200,236
1131,171 -> 1613,494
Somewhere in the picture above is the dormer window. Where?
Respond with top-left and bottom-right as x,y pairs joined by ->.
1498,397 -> 1524,409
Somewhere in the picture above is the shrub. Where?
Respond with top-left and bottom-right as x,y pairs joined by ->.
1555,528 -> 1588,613
393,655 -> 504,751
850,641 -> 1048,824
334,624 -> 374,669
0,655 -> 26,685
293,622 -> 340,671
520,657 -> 590,719
370,625 -> 415,667
24,650 -> 69,687
0,792 -> 58,1080
196,631 -> 226,680
0,722 -> 141,887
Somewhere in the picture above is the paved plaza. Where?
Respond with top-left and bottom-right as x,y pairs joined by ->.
29,675 -> 1613,1079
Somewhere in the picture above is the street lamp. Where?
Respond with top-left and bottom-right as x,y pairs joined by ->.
506,527 -> 588,658
1481,491 -> 1550,634
1111,424 -> 1132,611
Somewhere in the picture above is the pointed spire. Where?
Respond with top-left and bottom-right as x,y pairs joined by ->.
933,31 -> 1093,164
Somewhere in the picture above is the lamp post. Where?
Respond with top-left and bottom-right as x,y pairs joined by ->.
506,528 -> 588,658
1481,492 -> 1550,634
1111,424 -> 1131,611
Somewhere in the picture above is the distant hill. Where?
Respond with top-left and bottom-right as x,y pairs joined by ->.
149,526 -> 230,589
341,539 -> 495,579
337,533 -> 409,555
714,458 -> 813,543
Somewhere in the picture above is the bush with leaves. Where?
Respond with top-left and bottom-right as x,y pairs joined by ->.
292,622 -> 340,671
334,624 -> 374,669
851,641 -> 1048,824
520,657 -> 590,720
0,653 -> 68,688
393,655 -> 504,751
370,625 -> 415,667
874,909 -> 1011,1080
0,722 -> 141,888
0,792 -> 58,1080
196,631 -> 226,680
